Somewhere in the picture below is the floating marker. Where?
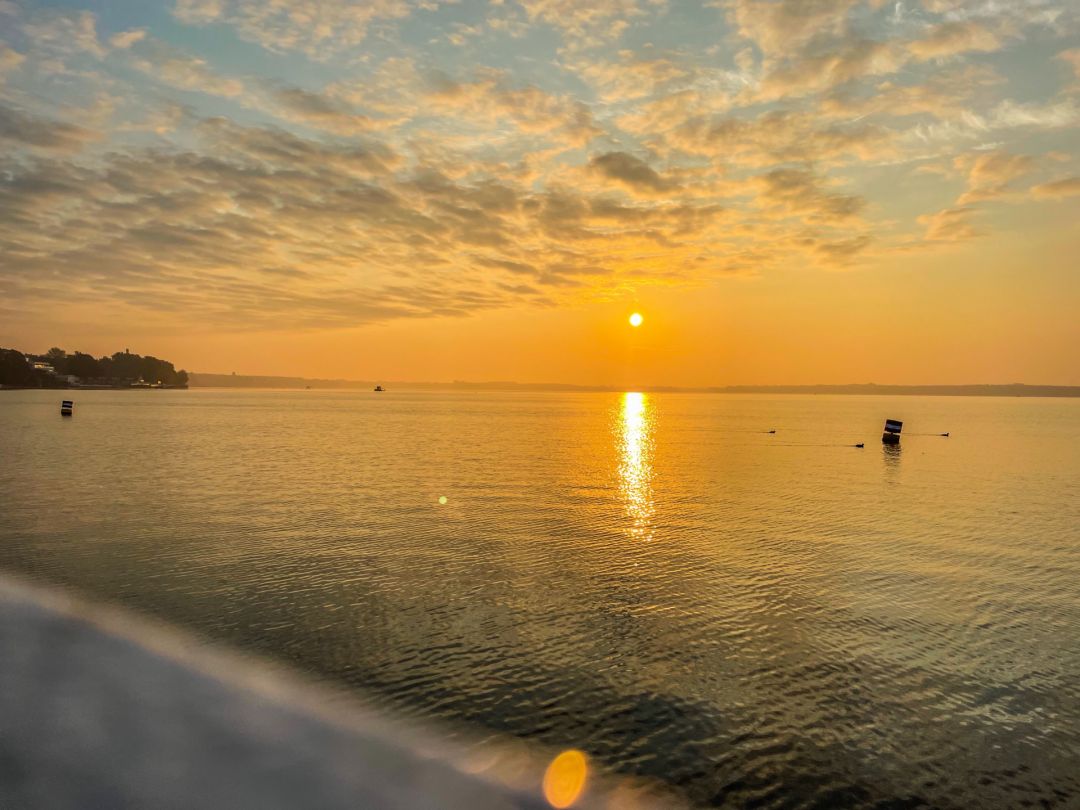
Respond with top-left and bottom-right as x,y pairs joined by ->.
60,400 -> 73,416
882,418 -> 902,445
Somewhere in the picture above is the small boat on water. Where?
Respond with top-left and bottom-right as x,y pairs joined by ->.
374,385 -> 385,392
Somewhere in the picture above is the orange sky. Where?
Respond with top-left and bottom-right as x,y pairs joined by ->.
2,0 -> 1079,385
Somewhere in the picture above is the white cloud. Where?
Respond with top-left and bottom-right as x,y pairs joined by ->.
990,98 -> 1078,129
109,29 -> 147,49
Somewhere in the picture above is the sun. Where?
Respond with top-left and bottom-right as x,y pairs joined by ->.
629,312 -> 644,327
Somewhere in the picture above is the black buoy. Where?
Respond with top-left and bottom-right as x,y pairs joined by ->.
882,418 -> 902,445
60,399 -> 73,416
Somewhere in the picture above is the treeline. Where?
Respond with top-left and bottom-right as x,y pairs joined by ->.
0,347 -> 188,388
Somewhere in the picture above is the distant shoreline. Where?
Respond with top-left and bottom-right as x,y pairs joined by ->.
187,374 -> 1080,397
0,385 -> 188,391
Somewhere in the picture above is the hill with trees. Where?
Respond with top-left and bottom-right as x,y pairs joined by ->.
0,347 -> 188,389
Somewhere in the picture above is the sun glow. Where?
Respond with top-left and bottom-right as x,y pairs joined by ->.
617,392 -> 655,541
629,312 -> 643,327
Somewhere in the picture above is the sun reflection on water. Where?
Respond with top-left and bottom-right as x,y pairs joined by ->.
618,392 -> 655,541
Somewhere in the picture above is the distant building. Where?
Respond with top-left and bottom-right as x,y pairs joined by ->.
31,362 -> 55,374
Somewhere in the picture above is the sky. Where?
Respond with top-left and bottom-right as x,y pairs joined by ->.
1,0 -> 1078,385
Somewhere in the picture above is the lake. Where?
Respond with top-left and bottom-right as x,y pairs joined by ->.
2,389 -> 1079,808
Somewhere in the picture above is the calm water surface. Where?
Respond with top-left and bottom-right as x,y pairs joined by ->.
2,390 -> 1079,808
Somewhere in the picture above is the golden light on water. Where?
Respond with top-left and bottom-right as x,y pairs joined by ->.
618,392 -> 655,541
438,496 -> 448,505
629,312 -> 643,327
542,749 -> 588,808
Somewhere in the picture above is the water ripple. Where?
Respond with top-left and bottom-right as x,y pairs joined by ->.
2,390 -> 1079,808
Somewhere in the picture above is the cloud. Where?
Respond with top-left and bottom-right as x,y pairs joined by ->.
815,233 -> 873,262
0,44 -> 25,75
1,0 -> 1076,332
588,152 -> 676,194
109,29 -> 147,49
195,116 -> 401,176
819,64 -> 1003,120
956,149 -> 1033,203
515,0 -> 657,45
0,147 -> 507,327
668,109 -> 894,167
990,98 -> 1078,129
901,97 -> 1079,148
917,0 -> 1069,29
423,70 -> 602,146
172,0 -> 224,24
577,55 -> 691,102
908,20 -> 1002,60
756,39 -> 905,100
755,168 -> 866,223
919,205 -> 978,241
723,0 -> 1047,103
0,103 -> 98,152
910,150 -> 1035,246
129,42 -> 244,98
0,116 -> 752,331
721,1 -> 906,101
725,0 -> 863,56
1060,48 -> 1080,85
259,82 -> 390,135
20,9 -> 106,59
118,103 -> 189,135
1031,176 -> 1080,198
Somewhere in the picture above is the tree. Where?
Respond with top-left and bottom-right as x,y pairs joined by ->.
0,349 -> 35,386
67,352 -> 103,380
139,355 -> 177,385
44,347 -> 68,374
107,350 -> 142,380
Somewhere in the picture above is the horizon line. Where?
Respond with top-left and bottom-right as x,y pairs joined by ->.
188,373 -> 1080,395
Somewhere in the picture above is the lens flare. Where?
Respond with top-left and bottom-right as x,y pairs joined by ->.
542,749 -> 588,808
